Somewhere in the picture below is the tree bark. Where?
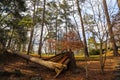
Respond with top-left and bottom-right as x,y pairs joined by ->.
72,0 -> 82,41
117,0 -> 120,9
67,50 -> 77,71
13,51 -> 66,70
27,28 -> 34,54
8,50 -> 69,78
38,0 -> 46,57
27,0 -> 36,56
102,0 -> 119,56
99,40 -> 104,74
76,0 -> 89,57
55,16 -> 58,55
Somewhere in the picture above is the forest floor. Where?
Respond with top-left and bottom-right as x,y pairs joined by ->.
0,53 -> 116,80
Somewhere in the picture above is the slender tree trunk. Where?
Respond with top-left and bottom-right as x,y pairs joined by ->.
64,10 -> 68,50
73,14 -> 82,41
76,0 -> 89,57
102,0 -> 119,56
76,0 -> 89,79
99,39 -> 107,74
55,16 -> 58,55
99,40 -> 104,73
27,0 -> 36,56
38,0 -> 46,57
105,32 -> 108,51
65,12 -> 68,35
72,0 -> 82,41
27,28 -> 34,54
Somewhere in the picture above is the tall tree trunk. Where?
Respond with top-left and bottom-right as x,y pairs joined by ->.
73,14 -> 82,41
65,12 -> 68,35
38,0 -> 46,57
27,28 -> 34,55
27,1 -> 36,56
99,40 -> 104,74
72,0 -> 82,42
102,0 -> 119,56
55,16 -> 58,55
117,0 -> 120,9
76,1 -> 89,79
76,0 -> 89,57
71,0 -> 82,41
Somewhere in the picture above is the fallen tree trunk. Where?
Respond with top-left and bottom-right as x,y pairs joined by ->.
7,50 -> 79,78
8,50 -> 67,70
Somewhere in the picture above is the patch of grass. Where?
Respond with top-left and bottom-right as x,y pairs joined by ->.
75,55 -> 100,61
75,51 -> 114,61
29,51 -> 114,61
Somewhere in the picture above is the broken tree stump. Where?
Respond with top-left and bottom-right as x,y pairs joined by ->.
67,50 -> 77,71
66,49 -> 81,74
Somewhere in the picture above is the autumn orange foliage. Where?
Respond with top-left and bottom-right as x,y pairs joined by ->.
47,31 -> 83,51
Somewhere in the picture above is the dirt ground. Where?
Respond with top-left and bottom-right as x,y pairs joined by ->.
0,53 -> 115,80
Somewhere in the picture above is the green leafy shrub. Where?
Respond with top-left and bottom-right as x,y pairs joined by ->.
89,49 -> 100,55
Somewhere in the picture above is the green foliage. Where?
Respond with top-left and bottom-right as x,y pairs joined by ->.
0,0 -> 27,49
0,0 -> 26,12
18,15 -> 33,27
89,49 -> 100,55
